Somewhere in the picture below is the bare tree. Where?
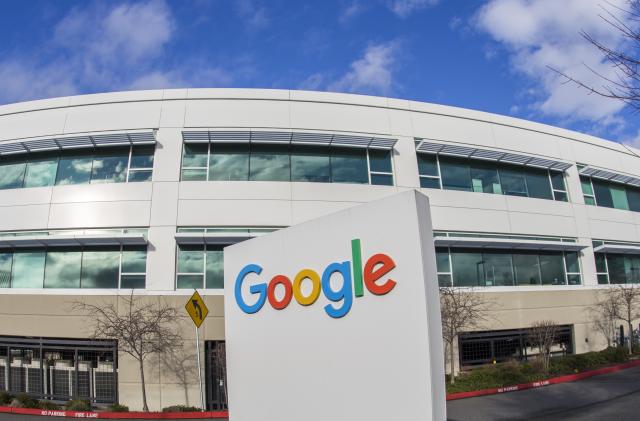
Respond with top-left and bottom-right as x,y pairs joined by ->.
553,1 -> 640,111
610,284 -> 640,354
528,320 -> 560,373
163,345 -> 198,406
439,287 -> 492,384
73,293 -> 182,411
588,289 -> 620,348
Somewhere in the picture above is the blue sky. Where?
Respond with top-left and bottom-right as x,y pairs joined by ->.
1,0 -> 638,145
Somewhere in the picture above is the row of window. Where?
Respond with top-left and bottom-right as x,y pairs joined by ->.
0,246 -> 146,289
418,154 -> 568,201
580,176 -> 640,212
0,146 -> 154,190
181,144 -> 394,185
435,248 -> 582,287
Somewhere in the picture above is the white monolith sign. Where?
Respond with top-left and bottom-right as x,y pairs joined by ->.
224,190 -> 445,421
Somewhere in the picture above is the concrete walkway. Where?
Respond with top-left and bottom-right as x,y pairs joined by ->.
447,365 -> 640,420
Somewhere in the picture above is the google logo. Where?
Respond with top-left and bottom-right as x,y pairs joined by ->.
234,239 -> 397,318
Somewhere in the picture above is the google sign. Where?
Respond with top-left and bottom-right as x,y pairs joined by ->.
234,238 -> 397,318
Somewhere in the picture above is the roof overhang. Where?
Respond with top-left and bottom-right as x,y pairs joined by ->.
416,140 -> 572,172
593,244 -> 640,255
174,232 -> 260,246
579,166 -> 640,188
434,236 -> 588,252
182,130 -> 397,150
0,233 -> 147,248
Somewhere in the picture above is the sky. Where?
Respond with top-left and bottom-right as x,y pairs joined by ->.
0,0 -> 639,146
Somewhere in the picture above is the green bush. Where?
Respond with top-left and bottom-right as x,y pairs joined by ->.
108,403 -> 129,412
162,405 -> 202,412
15,394 -> 39,409
65,399 -> 92,411
0,391 -> 13,405
446,347 -> 629,394
38,400 -> 62,410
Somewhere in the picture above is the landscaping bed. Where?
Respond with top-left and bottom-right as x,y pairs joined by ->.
446,346 -> 630,394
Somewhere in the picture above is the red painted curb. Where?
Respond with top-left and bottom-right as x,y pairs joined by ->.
0,406 -> 229,419
446,359 -> 640,401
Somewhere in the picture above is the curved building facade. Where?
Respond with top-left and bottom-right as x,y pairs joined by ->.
0,88 -> 639,410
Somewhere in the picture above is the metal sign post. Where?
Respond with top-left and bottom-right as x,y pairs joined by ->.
185,290 -> 210,411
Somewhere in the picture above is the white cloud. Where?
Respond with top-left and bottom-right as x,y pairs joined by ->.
328,41 -> 401,95
234,0 -> 269,31
339,1 -> 364,23
0,0 -> 236,104
475,0 -> 633,124
387,0 -> 439,18
297,73 -> 325,91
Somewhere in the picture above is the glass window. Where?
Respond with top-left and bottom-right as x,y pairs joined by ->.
121,275 -> 146,289
206,249 -> 224,289
420,177 -> 440,189
91,149 -> 129,184
499,168 -> 528,197
595,253 -> 608,273
435,248 -> 450,273
539,253 -> 566,285
181,168 -> 207,181
440,158 -> 472,192
451,249 -> 484,286
580,177 -> 594,195
565,252 -> 580,273
584,196 -> 596,206
44,250 -> 82,288
11,250 -> 45,288
371,174 -> 393,186
209,144 -> 249,181
291,146 -> 330,182
610,185 -> 630,210
55,153 -> 93,185
598,274 -> 609,284
24,156 -> 58,188
122,247 -> 147,273
627,189 -> 640,212
482,252 -> 514,286
182,144 -> 209,168
130,146 -> 154,169
470,163 -> 501,194
331,148 -> 368,184
438,274 -> 452,287
550,172 -> 566,191
554,191 -> 568,202
368,149 -> 392,173
0,159 -> 26,190
513,253 -> 541,285
525,169 -> 553,200
0,253 -> 12,288
607,254 -> 627,284
593,180 -> 614,208
417,155 -> 439,177
80,248 -> 120,288
177,245 -> 204,289
249,144 -> 290,182
128,170 -> 153,182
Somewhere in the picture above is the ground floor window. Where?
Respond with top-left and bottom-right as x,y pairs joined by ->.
595,252 -> 640,284
205,340 -> 227,411
458,326 -> 573,367
0,336 -> 118,404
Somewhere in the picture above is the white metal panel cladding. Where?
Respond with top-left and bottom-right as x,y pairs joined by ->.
579,166 -> 640,188
416,140 -> 573,171
181,130 -> 397,150
0,131 -> 156,156
434,236 -> 588,251
593,244 -> 640,254
174,232 -> 256,245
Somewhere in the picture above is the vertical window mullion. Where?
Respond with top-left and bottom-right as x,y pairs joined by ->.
203,245 -> 207,289
590,178 -> 598,206
536,254 -> 543,285
448,247 -> 454,286
366,149 -> 372,185
603,253 -> 611,284
126,146 -> 133,182
435,155 -> 443,189
206,143 -> 212,182
118,245 -> 123,289
561,252 -> 569,285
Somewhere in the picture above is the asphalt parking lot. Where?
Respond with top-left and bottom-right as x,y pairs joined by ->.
447,365 -> 640,420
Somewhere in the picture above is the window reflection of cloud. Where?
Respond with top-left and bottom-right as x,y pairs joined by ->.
178,249 -> 204,273
12,252 -> 46,288
210,154 -> 249,181
81,251 -> 119,288
56,157 -> 92,185
25,161 -> 58,187
250,154 -> 290,181
0,164 -> 26,188
45,251 -> 81,288
291,155 -> 330,182
0,253 -> 11,288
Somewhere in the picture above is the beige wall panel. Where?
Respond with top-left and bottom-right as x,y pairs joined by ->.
0,187 -> 53,206
0,205 -> 50,231
179,181 -> 292,201
177,199 -> 292,227
411,112 -> 495,148
290,101 -> 390,134
491,124 -> 562,158
64,102 -> 162,133
184,99 -> 290,128
0,108 -> 68,141
51,183 -> 153,204
509,212 -> 578,237
430,206 -> 511,233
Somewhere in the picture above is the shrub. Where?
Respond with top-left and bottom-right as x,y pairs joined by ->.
108,403 -> 129,412
66,399 -> 92,411
38,400 -> 62,410
0,391 -> 13,405
162,405 -> 202,412
14,394 -> 39,409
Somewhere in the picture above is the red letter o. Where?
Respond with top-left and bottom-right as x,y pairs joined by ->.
267,275 -> 293,310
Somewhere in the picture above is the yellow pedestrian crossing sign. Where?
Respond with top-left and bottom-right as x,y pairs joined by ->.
185,291 -> 209,328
